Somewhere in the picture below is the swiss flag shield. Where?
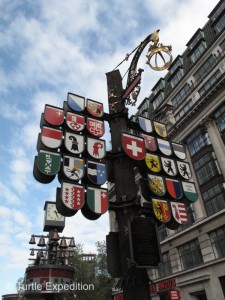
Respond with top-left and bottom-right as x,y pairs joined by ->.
122,133 -> 145,160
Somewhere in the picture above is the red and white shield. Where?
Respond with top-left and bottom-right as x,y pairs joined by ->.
87,137 -> 106,159
122,133 -> 145,160
61,181 -> 84,210
44,105 -> 64,126
66,112 -> 85,131
170,202 -> 188,224
87,117 -> 105,137
87,99 -> 104,118
141,133 -> 157,152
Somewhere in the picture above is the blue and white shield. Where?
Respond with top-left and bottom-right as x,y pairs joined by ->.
87,160 -> 107,185
157,138 -> 172,156
67,92 -> 85,112
138,116 -> 153,133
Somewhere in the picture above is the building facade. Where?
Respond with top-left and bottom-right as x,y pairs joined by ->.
136,1 -> 225,299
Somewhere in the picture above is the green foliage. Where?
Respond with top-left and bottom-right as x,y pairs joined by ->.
72,241 -> 113,300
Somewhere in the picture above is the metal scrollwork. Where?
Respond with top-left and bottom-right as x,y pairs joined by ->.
146,43 -> 173,71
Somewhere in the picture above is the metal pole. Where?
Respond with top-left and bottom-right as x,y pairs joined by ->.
106,70 -> 150,300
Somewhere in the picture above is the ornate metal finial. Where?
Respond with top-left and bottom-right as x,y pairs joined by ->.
146,30 -> 172,71
123,30 -> 173,106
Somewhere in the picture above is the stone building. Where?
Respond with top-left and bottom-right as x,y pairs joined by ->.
136,0 -> 225,299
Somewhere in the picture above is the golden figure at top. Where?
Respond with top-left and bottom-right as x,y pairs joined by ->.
146,29 -> 172,71
149,29 -> 160,48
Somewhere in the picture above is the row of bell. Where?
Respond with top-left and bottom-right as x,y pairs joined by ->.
30,249 -> 74,258
29,234 -> 75,248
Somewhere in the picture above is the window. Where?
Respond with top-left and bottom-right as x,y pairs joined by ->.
194,152 -> 221,186
170,69 -> 183,88
179,239 -> 203,270
209,2 -> 225,22
190,42 -> 206,63
202,183 -> 225,216
158,252 -> 172,278
157,224 -> 168,242
152,79 -> 165,95
220,39 -> 225,51
175,99 -> 194,122
209,226 -> 225,258
171,84 -> 191,109
214,14 -> 225,33
214,103 -> 225,133
153,92 -> 164,109
193,55 -> 217,82
186,128 -> 211,157
198,69 -> 222,97
169,56 -> 183,73
188,31 -> 204,50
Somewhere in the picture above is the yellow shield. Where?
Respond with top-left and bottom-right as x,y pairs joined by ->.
153,121 -> 168,138
145,153 -> 161,173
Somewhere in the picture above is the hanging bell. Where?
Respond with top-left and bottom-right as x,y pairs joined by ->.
51,244 -> 58,252
37,236 -> 46,247
59,238 -> 68,249
60,251 -> 65,258
30,249 -> 35,256
29,235 -> 36,245
69,237 -> 75,248
51,230 -> 60,241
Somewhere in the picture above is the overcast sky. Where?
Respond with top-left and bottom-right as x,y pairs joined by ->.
0,0 -> 219,296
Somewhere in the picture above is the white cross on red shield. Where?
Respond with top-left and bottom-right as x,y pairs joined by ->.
122,133 -> 145,160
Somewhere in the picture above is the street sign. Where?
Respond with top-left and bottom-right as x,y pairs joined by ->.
122,133 -> 145,160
